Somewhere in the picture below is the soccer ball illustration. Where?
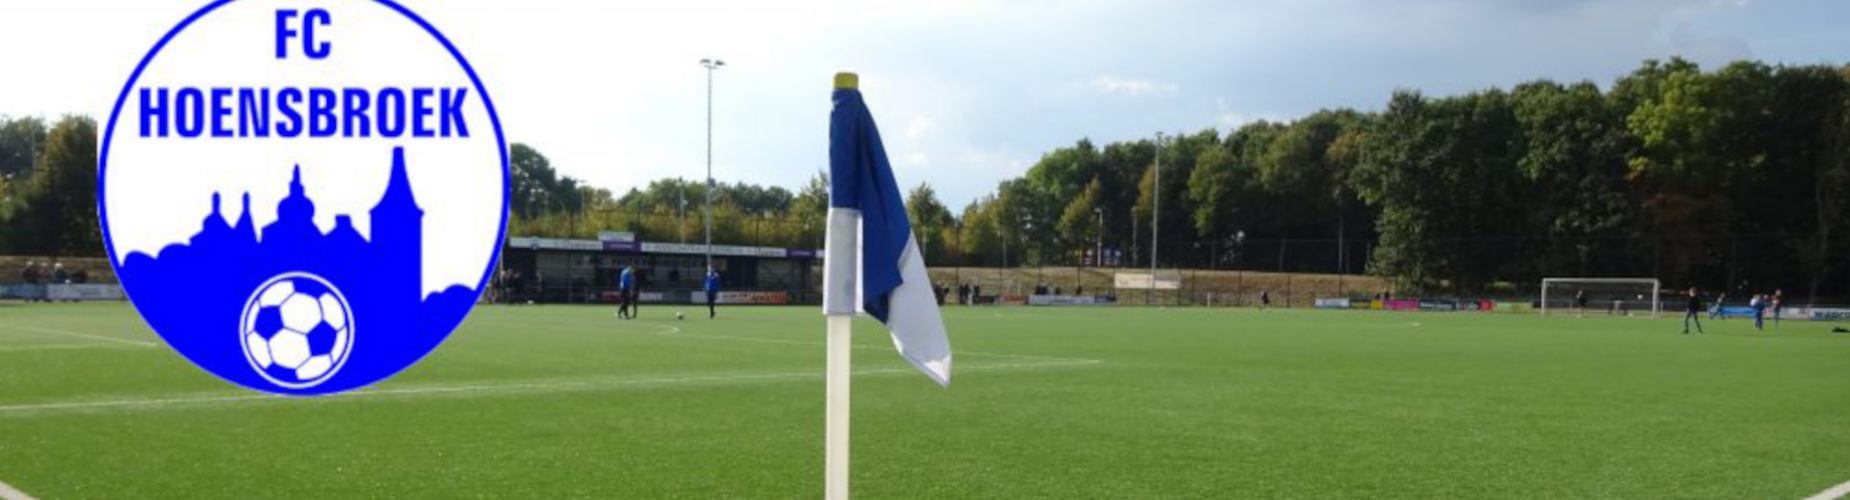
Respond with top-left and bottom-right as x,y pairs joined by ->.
240,273 -> 353,388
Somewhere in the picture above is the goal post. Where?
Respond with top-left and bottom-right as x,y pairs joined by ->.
1540,278 -> 1661,317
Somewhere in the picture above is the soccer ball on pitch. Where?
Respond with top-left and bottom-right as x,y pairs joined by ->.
676,311 -> 684,320
241,274 -> 353,387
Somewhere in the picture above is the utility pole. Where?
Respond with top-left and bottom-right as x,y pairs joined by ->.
678,178 -> 688,243
1094,207 -> 1104,267
700,58 -> 725,271
1151,132 -> 1164,303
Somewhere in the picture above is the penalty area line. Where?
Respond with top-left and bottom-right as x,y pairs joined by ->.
2,325 -> 157,348
1805,478 -> 1850,500
0,478 -> 39,500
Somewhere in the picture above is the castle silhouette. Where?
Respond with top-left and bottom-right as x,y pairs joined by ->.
119,147 -> 480,393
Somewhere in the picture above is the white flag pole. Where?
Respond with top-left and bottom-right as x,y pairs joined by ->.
823,207 -> 860,500
822,70 -> 863,500
825,313 -> 852,500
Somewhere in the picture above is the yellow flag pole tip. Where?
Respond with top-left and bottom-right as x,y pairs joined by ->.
834,72 -> 859,90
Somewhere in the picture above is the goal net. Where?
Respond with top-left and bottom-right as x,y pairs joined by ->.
1540,278 -> 1661,317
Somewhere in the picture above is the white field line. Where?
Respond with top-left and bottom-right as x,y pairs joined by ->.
1804,478 -> 1850,500
0,478 -> 38,500
0,358 -> 1099,414
1,325 -> 157,348
0,344 -> 143,352
542,319 -> 1105,365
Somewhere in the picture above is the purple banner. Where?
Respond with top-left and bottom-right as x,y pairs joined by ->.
602,241 -> 640,252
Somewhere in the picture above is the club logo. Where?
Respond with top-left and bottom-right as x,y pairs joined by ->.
99,0 -> 508,395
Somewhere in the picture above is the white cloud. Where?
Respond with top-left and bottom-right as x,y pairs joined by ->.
1090,76 -> 1179,96
903,115 -> 932,140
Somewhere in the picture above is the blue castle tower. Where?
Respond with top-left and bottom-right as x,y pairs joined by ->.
371,148 -> 425,308
117,146 -> 477,393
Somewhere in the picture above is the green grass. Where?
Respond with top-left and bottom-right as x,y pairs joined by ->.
1,302 -> 1848,499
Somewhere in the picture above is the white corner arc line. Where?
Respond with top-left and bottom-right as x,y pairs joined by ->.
0,478 -> 40,500
1804,479 -> 1850,500
5,325 -> 156,348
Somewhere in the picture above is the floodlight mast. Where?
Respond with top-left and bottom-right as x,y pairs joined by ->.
1151,133 -> 1163,301
700,58 -> 724,271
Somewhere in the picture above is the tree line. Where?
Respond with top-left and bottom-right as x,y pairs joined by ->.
0,115 -> 100,258
4,58 -> 1847,299
945,58 -> 1850,299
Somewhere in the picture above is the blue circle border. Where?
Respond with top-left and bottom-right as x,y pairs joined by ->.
97,0 -> 511,394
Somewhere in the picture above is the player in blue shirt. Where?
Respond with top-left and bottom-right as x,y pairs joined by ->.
1750,293 -> 1767,331
703,267 -> 721,319
616,266 -> 635,320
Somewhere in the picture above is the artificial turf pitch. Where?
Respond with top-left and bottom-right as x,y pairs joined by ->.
1,302 -> 1847,500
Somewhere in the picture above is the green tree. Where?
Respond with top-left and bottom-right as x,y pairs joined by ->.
0,116 -> 47,182
1131,130 -> 1218,267
1056,177 -> 1104,263
1511,80 -> 1635,276
1186,147 -> 1239,241
905,183 -> 955,264
508,143 -> 594,222
957,196 -> 1001,266
789,171 -> 829,249
1353,91 -> 1526,291
7,116 -> 100,256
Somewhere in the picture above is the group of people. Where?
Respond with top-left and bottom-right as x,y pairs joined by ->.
16,261 -> 88,303
611,266 -> 722,320
488,268 -> 525,304
19,260 -> 84,285
1681,288 -> 1785,334
954,283 -> 984,305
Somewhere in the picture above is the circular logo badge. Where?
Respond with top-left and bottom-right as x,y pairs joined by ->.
99,0 -> 507,395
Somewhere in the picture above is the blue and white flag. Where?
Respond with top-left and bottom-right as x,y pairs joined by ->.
824,83 -> 952,387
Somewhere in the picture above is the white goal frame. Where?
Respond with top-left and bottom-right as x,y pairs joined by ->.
1540,277 -> 1661,317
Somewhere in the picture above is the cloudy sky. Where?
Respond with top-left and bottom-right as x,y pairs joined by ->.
2,0 -> 1846,207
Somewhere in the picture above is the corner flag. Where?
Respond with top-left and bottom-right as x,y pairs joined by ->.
823,73 -> 953,386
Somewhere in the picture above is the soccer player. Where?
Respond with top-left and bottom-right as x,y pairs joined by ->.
1771,289 -> 1784,327
1682,287 -> 1704,334
629,268 -> 643,319
1709,292 -> 1726,320
20,261 -> 39,303
1574,290 -> 1588,317
615,266 -> 635,319
1260,290 -> 1272,310
1750,293 -> 1766,331
703,267 -> 721,319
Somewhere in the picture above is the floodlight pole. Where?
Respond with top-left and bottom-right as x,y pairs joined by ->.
701,58 -> 725,271
1151,133 -> 1163,299
1094,208 -> 1104,267
679,179 -> 688,243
